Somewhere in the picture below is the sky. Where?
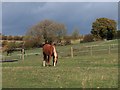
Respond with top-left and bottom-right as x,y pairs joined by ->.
1,1 -> 118,36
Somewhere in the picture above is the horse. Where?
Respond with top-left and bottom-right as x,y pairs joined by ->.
6,48 -> 25,56
42,44 -> 58,66
6,49 -> 14,56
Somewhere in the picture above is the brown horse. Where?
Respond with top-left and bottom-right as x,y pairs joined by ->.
42,44 -> 58,66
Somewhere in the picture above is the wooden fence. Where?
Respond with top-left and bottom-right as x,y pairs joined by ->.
70,44 -> 118,57
2,44 -> 118,61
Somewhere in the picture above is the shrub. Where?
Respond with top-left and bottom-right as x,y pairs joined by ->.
2,40 -> 8,47
7,42 -> 16,49
65,40 -> 71,45
24,40 -> 34,49
81,34 -> 94,43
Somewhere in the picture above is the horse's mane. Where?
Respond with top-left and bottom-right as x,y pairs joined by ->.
52,45 -> 57,57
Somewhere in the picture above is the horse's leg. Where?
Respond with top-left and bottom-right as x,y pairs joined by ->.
53,56 -> 54,66
43,53 -> 47,66
53,60 -> 56,66
52,56 -> 55,66
52,56 -> 57,66
48,55 -> 51,66
10,51 -> 12,56
7,51 -> 9,56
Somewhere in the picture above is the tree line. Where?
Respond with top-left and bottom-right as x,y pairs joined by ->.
1,35 -> 23,41
1,17 -> 120,50
24,18 -> 119,44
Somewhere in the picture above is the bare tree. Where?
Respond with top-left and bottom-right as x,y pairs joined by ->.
71,27 -> 80,40
26,19 -> 67,44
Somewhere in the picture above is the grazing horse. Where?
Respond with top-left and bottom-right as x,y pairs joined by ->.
6,48 -> 25,56
43,44 -> 58,66
6,49 -> 14,56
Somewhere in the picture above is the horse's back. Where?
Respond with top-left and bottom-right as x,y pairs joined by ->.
43,44 -> 53,55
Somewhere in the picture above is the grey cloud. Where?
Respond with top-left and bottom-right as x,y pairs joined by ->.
2,2 -> 118,35
0,2 -> 2,33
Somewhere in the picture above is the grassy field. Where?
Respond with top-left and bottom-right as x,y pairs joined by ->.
2,39 -> 119,88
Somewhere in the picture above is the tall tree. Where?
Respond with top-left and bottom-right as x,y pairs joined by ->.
72,27 -> 80,40
26,19 -> 66,44
91,18 -> 117,40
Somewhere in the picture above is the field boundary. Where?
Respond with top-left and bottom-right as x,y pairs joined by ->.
71,44 -> 118,57
2,44 -> 118,60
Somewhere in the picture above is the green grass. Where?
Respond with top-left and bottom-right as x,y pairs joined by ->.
2,39 -> 119,88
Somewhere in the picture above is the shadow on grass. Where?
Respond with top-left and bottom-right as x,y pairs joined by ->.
0,59 -> 19,63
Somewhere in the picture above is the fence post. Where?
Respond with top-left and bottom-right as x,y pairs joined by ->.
71,47 -> 73,58
108,45 -> 111,54
22,48 -> 25,60
90,46 -> 93,56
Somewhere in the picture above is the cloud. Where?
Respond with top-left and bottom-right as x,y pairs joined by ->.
2,0 -> 120,2
0,2 -> 2,33
2,2 -> 118,35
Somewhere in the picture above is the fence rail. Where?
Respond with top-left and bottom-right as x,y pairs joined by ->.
70,44 -> 118,57
2,44 -> 118,61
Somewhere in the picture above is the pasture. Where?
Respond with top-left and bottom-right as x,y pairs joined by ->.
2,39 -> 119,88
